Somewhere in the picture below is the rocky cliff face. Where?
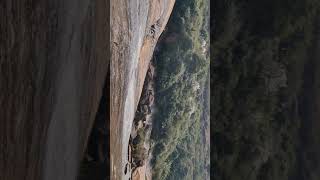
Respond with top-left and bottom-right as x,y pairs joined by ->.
0,1 -> 109,180
130,63 -> 155,180
110,0 -> 175,179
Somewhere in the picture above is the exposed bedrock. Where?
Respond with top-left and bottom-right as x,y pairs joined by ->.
0,0 -> 109,179
110,0 -> 175,179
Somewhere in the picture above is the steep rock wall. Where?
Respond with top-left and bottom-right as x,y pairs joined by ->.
110,0 -> 175,179
0,0 -> 109,179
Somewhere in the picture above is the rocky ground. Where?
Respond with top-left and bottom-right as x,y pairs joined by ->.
0,0 -> 174,179
129,63 -> 155,180
110,0 -> 175,179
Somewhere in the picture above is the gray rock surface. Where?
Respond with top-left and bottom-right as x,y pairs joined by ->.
0,1 -> 109,179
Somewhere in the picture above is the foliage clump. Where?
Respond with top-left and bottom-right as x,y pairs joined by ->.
150,0 -> 210,179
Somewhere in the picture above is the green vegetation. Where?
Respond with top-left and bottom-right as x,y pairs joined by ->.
212,0 -> 320,179
150,0 -> 209,179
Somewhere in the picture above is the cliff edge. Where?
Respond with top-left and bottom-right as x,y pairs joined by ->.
110,0 -> 175,179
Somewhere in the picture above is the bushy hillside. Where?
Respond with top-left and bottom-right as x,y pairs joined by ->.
212,0 -> 320,179
150,0 -> 210,179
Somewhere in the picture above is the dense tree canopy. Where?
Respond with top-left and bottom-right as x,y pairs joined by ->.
212,0 -> 320,180
150,0 -> 210,179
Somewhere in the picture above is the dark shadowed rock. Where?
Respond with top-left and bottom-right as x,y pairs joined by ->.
0,0 -> 109,180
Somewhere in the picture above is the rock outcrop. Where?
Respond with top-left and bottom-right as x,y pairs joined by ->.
111,0 -> 175,179
0,1 -> 109,180
130,63 -> 155,180
132,164 -> 152,180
